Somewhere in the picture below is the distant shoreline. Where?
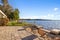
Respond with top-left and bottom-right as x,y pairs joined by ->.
19,19 -> 60,21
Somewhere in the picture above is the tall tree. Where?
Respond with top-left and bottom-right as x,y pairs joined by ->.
1,0 -> 12,11
2,0 -> 8,7
13,9 -> 19,20
1,0 -> 13,20
0,0 -> 19,20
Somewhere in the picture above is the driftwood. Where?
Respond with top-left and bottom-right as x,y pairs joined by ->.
38,28 -> 46,37
24,25 -> 42,32
50,29 -> 60,35
54,37 -> 60,40
25,27 -> 32,32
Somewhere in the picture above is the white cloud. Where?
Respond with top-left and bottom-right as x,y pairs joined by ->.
30,16 -> 39,19
21,14 -> 60,20
21,14 -> 54,19
39,14 -> 54,19
54,8 -> 58,11
21,16 -> 39,19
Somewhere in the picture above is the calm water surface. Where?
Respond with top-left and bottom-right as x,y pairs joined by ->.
20,19 -> 60,30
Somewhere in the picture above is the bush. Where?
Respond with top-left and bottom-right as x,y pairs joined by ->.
0,18 -> 9,26
7,21 -> 16,26
7,21 -> 29,26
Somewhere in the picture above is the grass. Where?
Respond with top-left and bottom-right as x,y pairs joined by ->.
6,21 -> 31,26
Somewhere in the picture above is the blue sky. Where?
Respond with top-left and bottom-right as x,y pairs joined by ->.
8,0 -> 60,20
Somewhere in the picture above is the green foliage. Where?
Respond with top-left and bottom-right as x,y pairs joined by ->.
7,21 -> 30,26
12,9 -> 19,20
8,12 -> 14,20
8,9 -> 19,20
0,0 -> 19,21
0,0 -> 20,26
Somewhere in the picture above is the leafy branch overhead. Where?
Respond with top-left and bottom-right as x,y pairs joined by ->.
0,0 -> 19,20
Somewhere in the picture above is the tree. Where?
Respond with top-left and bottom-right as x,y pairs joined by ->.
1,0 -> 12,12
0,0 -> 19,21
13,9 -> 19,20
0,0 -> 13,20
1,0 -> 9,7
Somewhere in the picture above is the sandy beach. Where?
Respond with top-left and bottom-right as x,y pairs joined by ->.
0,26 -> 41,40
0,26 -> 60,40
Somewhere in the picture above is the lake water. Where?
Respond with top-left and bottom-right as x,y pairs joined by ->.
19,19 -> 60,30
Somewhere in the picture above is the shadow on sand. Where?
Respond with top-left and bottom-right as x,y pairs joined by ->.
22,34 -> 38,40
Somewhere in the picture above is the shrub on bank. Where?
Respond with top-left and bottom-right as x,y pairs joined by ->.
0,18 -> 9,26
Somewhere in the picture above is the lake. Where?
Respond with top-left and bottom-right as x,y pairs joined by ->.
19,19 -> 60,30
